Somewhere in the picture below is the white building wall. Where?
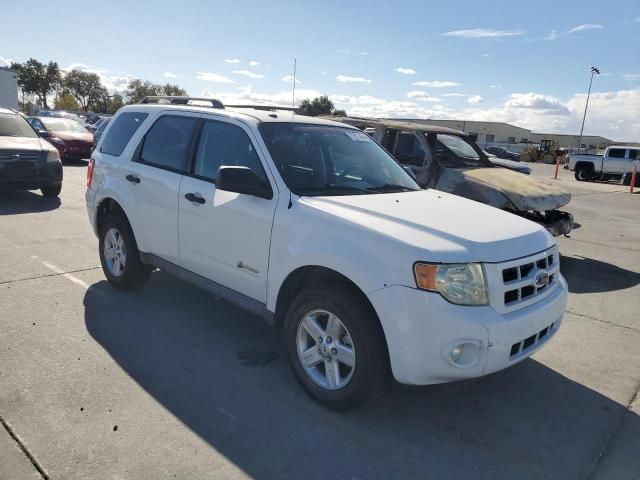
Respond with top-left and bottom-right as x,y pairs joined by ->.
0,68 -> 19,109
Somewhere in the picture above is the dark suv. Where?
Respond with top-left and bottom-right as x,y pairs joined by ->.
0,107 -> 63,197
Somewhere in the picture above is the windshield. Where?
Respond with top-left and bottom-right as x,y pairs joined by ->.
434,134 -> 491,168
0,113 -> 38,138
40,117 -> 88,133
260,123 -> 420,196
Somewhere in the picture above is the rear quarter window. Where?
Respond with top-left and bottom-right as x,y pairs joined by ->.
101,112 -> 148,156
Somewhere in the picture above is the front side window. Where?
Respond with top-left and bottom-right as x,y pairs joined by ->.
608,148 -> 626,158
436,134 -> 490,168
260,123 -> 420,196
0,113 -> 38,138
193,121 -> 266,182
101,112 -> 148,156
140,115 -> 196,172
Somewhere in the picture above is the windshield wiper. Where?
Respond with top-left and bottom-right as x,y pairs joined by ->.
296,185 -> 369,196
366,184 -> 419,193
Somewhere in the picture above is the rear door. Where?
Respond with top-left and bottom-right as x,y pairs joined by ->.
178,116 -> 277,302
121,112 -> 199,264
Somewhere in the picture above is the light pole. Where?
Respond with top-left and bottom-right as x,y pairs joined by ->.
576,66 -> 600,153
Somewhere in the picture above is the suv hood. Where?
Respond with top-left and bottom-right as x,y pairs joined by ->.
0,136 -> 51,151
437,167 -> 570,212
301,189 -> 554,263
52,131 -> 93,143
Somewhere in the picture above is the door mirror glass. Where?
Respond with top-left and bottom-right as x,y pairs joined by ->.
37,129 -> 50,138
216,166 -> 273,199
402,165 -> 417,180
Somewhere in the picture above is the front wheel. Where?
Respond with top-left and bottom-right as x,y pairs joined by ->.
284,285 -> 389,411
575,168 -> 592,182
99,214 -> 151,289
41,183 -> 62,197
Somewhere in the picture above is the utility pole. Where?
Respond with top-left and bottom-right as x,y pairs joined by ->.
576,66 -> 600,153
292,59 -> 297,109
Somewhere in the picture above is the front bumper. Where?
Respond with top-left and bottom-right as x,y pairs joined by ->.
0,160 -> 63,189
367,274 -> 567,385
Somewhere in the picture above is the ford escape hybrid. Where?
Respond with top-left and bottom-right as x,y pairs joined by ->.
86,97 -> 567,410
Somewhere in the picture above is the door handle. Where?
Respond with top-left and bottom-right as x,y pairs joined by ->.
125,174 -> 141,184
185,192 -> 206,204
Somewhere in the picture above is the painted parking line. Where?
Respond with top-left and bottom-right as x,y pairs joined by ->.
31,255 -> 91,290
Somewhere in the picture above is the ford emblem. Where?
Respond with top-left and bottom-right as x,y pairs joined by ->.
535,271 -> 549,288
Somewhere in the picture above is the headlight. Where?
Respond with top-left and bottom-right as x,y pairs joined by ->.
50,137 -> 65,145
46,149 -> 61,162
414,263 -> 488,305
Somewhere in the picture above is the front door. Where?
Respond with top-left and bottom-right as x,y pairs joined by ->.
178,117 -> 277,303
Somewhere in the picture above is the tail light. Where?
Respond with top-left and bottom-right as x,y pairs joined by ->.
87,158 -> 95,188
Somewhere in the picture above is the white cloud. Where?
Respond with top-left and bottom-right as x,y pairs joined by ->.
412,80 -> 461,88
467,95 -> 483,104
62,63 -> 134,91
358,52 -> 369,55
196,72 -> 235,83
282,75 -> 301,84
395,67 -> 416,75
544,30 -> 559,40
337,50 -> 368,55
336,75 -> 372,83
163,72 -> 178,78
482,53 -> 492,57
443,28 -> 523,38
489,84 -> 503,89
0,55 -> 14,67
248,60 -> 260,66
201,85 -> 321,107
568,23 -> 603,34
442,93 -> 468,97
623,73 -> 640,81
232,70 -> 264,79
224,58 -> 241,64
504,92 -> 569,112
406,90 -> 442,102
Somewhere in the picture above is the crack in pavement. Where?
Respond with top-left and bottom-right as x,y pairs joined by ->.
565,310 -> 640,333
1,415 -> 49,479
0,266 -> 101,286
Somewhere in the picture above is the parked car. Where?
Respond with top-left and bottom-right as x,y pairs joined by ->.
486,146 -> 521,161
331,118 -> 573,237
0,107 -> 63,197
92,117 -> 111,150
568,146 -> 640,181
483,150 -> 531,175
36,110 -> 85,125
86,97 -> 568,410
28,116 -> 94,161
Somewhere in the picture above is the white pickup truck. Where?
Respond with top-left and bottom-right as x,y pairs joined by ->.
569,146 -> 640,181
86,97 -> 568,410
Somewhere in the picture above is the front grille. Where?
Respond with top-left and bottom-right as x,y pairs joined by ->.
0,150 -> 40,162
510,322 -> 555,358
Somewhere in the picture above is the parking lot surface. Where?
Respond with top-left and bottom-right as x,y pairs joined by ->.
1,162 -> 639,480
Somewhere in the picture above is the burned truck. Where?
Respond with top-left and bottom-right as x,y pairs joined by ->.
332,117 -> 574,237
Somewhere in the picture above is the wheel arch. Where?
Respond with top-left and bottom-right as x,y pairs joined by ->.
574,161 -> 595,172
94,197 -> 146,252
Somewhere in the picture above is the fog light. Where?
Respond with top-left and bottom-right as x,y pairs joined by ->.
450,345 -> 464,363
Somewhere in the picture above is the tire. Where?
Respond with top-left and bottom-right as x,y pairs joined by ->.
541,152 -> 556,164
98,213 -> 151,290
41,183 -> 62,197
284,284 -> 389,411
575,168 -> 592,182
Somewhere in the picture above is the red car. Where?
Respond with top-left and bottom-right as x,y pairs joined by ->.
28,116 -> 94,161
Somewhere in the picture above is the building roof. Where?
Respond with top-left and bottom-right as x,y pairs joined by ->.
330,116 -> 465,135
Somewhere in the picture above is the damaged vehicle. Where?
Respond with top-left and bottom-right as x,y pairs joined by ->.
333,118 -> 573,236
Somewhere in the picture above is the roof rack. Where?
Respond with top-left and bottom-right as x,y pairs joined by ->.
138,96 -> 224,109
226,104 -> 300,113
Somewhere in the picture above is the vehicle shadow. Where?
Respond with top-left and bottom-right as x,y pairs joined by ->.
83,272 -> 638,480
560,254 -> 640,294
62,158 -> 89,167
0,189 -> 61,215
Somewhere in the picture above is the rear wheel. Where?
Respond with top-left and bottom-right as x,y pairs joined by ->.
541,152 -> 556,164
284,284 -> 389,411
99,214 -> 151,289
41,183 -> 62,197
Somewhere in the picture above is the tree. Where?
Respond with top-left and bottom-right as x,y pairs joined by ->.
54,89 -> 80,111
124,79 -> 187,103
11,58 -> 61,109
63,70 -> 106,111
108,93 -> 125,113
299,95 -> 346,116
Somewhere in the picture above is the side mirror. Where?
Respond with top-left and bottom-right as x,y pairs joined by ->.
216,166 -> 273,199
402,165 -> 417,180
37,129 -> 50,138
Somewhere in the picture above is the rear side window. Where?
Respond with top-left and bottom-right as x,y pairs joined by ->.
139,115 -> 196,172
608,148 -> 626,158
101,112 -> 148,156
193,121 -> 266,182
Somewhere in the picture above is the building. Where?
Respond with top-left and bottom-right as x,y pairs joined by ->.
391,118 -> 637,153
0,66 -> 19,109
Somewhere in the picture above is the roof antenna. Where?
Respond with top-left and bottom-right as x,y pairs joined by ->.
291,59 -> 297,110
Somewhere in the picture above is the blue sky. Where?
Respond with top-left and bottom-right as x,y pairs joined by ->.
1,0 -> 639,140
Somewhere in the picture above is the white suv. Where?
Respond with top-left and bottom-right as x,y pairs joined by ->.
86,97 -> 568,410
